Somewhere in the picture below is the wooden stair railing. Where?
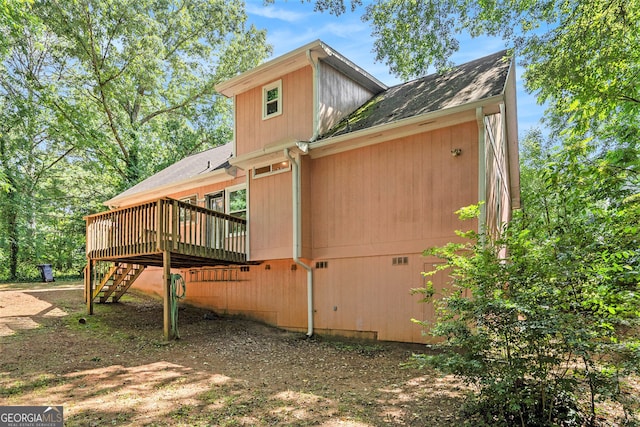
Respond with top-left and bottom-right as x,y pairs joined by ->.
92,263 -> 145,303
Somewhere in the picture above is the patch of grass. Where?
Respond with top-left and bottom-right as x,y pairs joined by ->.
0,374 -> 64,397
0,279 -> 83,291
66,312 -> 104,332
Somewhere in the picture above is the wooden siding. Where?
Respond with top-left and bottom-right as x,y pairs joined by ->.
235,66 -> 314,156
124,120 -> 484,343
131,255 -> 448,343
248,169 -> 293,260
312,255 -> 449,343
317,61 -> 376,136
165,176 -> 246,209
485,112 -> 512,237
309,121 -> 479,260
180,260 -> 307,328
114,173 -> 246,211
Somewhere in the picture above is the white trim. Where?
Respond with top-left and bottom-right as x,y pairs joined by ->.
245,174 -> 251,260
225,183 -> 247,217
229,95 -> 504,170
230,138 -> 299,169
262,80 -> 282,120
307,49 -> 320,140
252,160 -> 291,179
204,190 -> 225,212
179,194 -> 198,204
215,40 -> 386,98
232,95 -> 237,157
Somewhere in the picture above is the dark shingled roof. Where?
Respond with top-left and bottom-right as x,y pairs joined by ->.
112,143 -> 233,200
319,50 -> 511,139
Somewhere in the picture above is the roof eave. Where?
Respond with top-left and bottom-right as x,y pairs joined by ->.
229,138 -> 300,170
215,40 -> 386,98
104,169 -> 230,209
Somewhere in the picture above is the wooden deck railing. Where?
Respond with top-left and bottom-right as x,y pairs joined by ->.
85,198 -> 247,264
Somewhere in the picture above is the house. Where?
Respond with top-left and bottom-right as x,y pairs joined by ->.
84,40 -> 520,343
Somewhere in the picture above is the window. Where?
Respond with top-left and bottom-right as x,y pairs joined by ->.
262,80 -> 282,119
226,185 -> 247,219
253,160 -> 290,178
205,192 -> 224,213
179,195 -> 198,222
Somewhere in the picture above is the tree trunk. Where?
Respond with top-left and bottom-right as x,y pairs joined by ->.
6,189 -> 19,280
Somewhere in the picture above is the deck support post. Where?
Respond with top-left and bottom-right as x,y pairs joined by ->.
163,250 -> 174,340
86,260 -> 93,315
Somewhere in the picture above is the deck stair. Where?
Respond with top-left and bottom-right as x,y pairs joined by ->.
93,263 -> 145,303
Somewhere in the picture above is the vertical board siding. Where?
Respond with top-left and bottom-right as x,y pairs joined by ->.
317,62 -> 377,136
485,112 -> 512,237
235,67 -> 314,156
249,170 -> 293,260
312,255 -> 447,343
176,260 -> 307,328
132,257 -> 441,343
121,121 -> 484,343
309,121 -> 478,259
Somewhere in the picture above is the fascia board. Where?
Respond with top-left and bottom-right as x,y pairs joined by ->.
230,139 -> 299,170
503,57 -> 521,209
215,40 -> 386,98
216,40 -> 326,97
105,169 -> 230,208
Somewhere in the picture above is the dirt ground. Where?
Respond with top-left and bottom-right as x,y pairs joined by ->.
1,281 -> 637,426
0,281 -> 470,426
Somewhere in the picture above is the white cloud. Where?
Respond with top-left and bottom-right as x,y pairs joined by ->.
245,3 -> 309,23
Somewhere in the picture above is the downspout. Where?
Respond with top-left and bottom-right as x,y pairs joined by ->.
284,148 -> 314,337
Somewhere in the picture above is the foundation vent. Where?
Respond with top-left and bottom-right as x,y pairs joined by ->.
392,256 -> 409,266
189,267 -> 241,282
315,261 -> 328,269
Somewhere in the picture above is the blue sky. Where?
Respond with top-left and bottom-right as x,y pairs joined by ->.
243,0 -> 546,138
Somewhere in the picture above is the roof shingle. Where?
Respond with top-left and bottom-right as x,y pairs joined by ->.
112,143 -> 233,201
319,50 -> 511,139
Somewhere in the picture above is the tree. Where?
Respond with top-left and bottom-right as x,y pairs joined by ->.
35,0 -> 269,188
0,19 -> 86,279
0,0 -> 270,280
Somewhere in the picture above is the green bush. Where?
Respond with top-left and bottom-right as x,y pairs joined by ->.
415,191 -> 639,425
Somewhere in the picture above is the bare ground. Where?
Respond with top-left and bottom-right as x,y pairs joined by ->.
0,281 -> 469,426
1,281 -> 637,426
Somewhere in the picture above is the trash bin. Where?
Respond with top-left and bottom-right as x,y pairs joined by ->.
37,264 -> 55,282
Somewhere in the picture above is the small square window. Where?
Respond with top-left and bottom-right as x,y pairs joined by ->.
262,80 -> 282,119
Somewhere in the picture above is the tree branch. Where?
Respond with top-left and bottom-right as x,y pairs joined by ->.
83,4 -> 129,163
139,84 -> 214,126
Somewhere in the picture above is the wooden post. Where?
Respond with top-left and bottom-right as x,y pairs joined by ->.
163,250 -> 173,340
86,260 -> 93,315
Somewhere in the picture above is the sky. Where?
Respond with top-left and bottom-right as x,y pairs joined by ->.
243,0 -> 546,138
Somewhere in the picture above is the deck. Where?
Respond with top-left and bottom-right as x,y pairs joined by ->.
84,198 -> 249,340
85,197 -> 247,268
